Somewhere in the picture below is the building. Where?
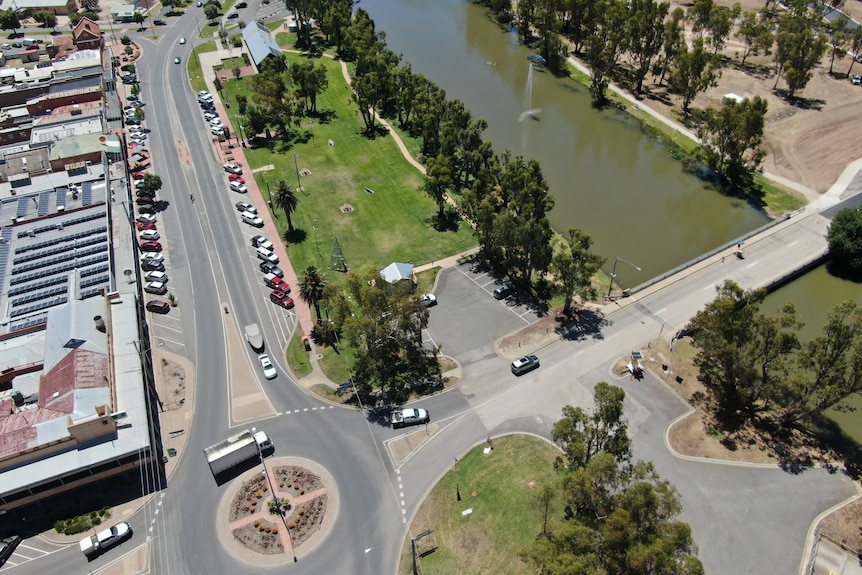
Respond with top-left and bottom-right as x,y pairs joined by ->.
110,4 -> 138,22
10,0 -> 77,15
72,17 -> 103,51
380,262 -> 415,295
241,21 -> 283,72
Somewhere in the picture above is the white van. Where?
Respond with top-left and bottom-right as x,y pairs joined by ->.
256,246 -> 279,264
241,211 -> 263,227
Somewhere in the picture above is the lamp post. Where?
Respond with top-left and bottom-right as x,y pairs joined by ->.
252,428 -> 297,563
607,256 -> 641,299
261,173 -> 274,212
293,154 -> 302,192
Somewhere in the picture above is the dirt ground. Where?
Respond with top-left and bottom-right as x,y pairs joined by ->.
158,358 -> 186,411
643,0 -> 862,194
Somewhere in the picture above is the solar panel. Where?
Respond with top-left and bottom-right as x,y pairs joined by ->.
7,275 -> 68,296
56,189 -> 67,208
37,192 -> 50,216
80,264 -> 109,278
81,183 -> 92,206
10,316 -> 47,332
79,288 -> 103,300
11,286 -> 68,306
79,275 -> 109,289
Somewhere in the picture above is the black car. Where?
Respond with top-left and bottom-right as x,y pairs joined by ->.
236,1 -> 247,7
0,535 -> 22,567
154,19 -> 167,25
493,284 -> 516,300
146,300 -> 171,314
226,12 -> 239,19
259,261 -> 284,277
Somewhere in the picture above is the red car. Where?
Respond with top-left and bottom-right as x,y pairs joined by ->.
228,174 -> 245,184
140,241 -> 163,252
270,290 -> 294,309
136,196 -> 155,205
137,221 -> 157,231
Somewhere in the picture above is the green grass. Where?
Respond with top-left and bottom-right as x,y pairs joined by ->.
220,56 -> 245,70
275,31 -> 293,47
266,19 -> 286,32
285,329 -> 313,379
221,53 -> 477,286
398,435 -> 562,575
316,340 -> 355,384
415,267 -> 440,294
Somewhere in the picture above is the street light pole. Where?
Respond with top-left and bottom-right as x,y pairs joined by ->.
252,428 -> 297,563
607,256 -> 642,299
293,153 -> 302,192
261,173 -> 274,212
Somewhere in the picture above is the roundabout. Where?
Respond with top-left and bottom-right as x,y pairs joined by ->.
216,457 -> 339,566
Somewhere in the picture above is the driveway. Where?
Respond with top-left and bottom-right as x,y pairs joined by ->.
426,262 -> 546,363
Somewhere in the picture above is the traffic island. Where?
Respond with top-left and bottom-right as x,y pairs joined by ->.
216,457 -> 339,566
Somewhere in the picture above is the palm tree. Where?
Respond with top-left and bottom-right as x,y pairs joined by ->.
299,266 -> 327,323
274,179 -> 298,232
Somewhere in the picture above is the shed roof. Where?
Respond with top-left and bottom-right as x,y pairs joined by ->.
241,21 -> 282,66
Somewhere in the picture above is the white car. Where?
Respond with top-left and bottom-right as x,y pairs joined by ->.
197,90 -> 210,98
130,137 -> 146,146
209,118 -> 223,126
144,281 -> 167,295
139,230 -> 160,241
140,252 -> 165,263
136,214 -> 157,224
419,293 -> 437,307
144,270 -> 167,282
179,37 -> 186,44
230,181 -> 248,194
79,521 -> 131,557
211,127 -> 225,136
223,163 -> 243,175
235,201 -> 256,213
130,131 -> 147,140
258,354 -> 277,379
203,111 -> 219,121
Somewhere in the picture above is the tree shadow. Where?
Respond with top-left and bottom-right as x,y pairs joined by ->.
773,88 -> 826,110
555,308 -> 608,342
284,228 -> 307,244
361,124 -> 390,140
308,109 -> 337,124
430,208 -> 460,232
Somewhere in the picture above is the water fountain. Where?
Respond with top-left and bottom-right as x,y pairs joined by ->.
519,62 -> 541,123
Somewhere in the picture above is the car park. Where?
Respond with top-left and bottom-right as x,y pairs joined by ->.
493,283 -> 516,300
230,181 -> 248,194
146,300 -> 170,314
419,293 -> 437,307
235,201 -> 256,213
140,241 -> 162,252
258,354 -> 277,379
174,57 -> 181,64
136,213 -> 157,224
144,270 -> 167,282
256,246 -> 278,263
141,259 -> 164,272
154,18 -> 167,25
260,261 -> 283,276
139,229 -> 160,241
252,235 -> 273,250
242,211 -> 264,227
144,281 -> 167,295
223,163 -> 243,175
511,354 -> 540,375
270,290 -> 294,309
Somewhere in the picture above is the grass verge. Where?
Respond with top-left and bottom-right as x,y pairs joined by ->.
398,435 -> 561,575
285,329 -> 312,380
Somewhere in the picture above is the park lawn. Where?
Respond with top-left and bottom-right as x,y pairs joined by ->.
222,53 -> 476,283
285,329 -> 312,379
398,435 -> 562,575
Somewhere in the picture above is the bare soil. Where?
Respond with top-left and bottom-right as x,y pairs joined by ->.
232,520 -> 284,555
820,497 -> 862,554
158,358 -> 186,411
641,0 -> 862,194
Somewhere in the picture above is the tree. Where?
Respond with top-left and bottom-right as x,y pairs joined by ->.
689,0 -> 715,38
562,0 -> 607,54
686,280 -> 801,421
0,9 -> 21,33
273,179 -> 298,231
299,266 -> 327,324
204,3 -> 220,21
706,2 -> 742,54
133,107 -> 146,123
319,0 -> 353,55
773,12 -> 828,96
284,0 -> 318,47
133,12 -> 144,27
290,59 -> 329,114
552,382 -> 631,469
696,96 -> 768,189
34,10 -> 58,30
735,10 -> 775,66
140,174 -> 163,192
827,207 -> 862,279
655,7 -> 686,86
163,0 -> 176,12
625,0 -> 669,93
422,154 -> 453,222
551,228 -> 605,316
847,27 -> 862,76
671,38 -> 721,114
826,14 -> 852,75
583,0 -> 628,104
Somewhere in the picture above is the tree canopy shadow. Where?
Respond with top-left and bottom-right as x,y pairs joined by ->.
555,308 -> 608,342
773,88 -> 825,110
284,227 -> 307,244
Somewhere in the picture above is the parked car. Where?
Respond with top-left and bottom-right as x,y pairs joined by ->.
139,229 -> 161,242
137,221 -> 157,231
125,117 -> 141,125
256,246 -> 278,264
227,12 -> 239,19
228,173 -> 244,183
140,241 -> 162,252
146,300 -> 171,314
419,293 -> 437,307
211,127 -> 225,136
0,535 -> 22,567
852,74 -> 862,86
144,281 -> 167,295
126,94 -> 139,101
511,354 -> 540,375
264,273 -> 289,291
260,261 -> 283,276
144,270 -> 167,282
197,90 -> 210,99
154,18 -> 167,25
136,214 -> 157,224
78,521 -> 131,558
223,163 -> 243,175
251,235 -> 273,250
235,201 -> 256,213
493,284 -> 516,300
258,354 -> 277,379
230,181 -> 248,194
241,211 -> 264,227
138,204 -> 156,214
270,290 -> 294,309
203,111 -> 219,121
141,252 -> 164,263
135,196 -> 154,205
236,1 -> 248,7
141,259 -> 164,272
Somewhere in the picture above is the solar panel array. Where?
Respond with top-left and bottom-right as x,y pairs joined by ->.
16,197 -> 29,218
11,285 -> 68,307
7,275 -> 68,296
0,228 -> 11,294
10,296 -> 69,318
79,288 -> 102,300
80,274 -> 109,289
55,188 -> 67,209
81,183 -> 92,206
12,234 -> 107,265
80,264 -> 109,278
8,254 -> 109,285
11,244 -> 107,275
10,316 -> 47,332
37,192 -> 50,217
16,226 -> 107,254
16,211 -> 102,239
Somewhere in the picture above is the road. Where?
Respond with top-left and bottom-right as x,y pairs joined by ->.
6,5 -> 860,575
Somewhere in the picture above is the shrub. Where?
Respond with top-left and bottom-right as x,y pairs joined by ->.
121,35 -> 132,45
